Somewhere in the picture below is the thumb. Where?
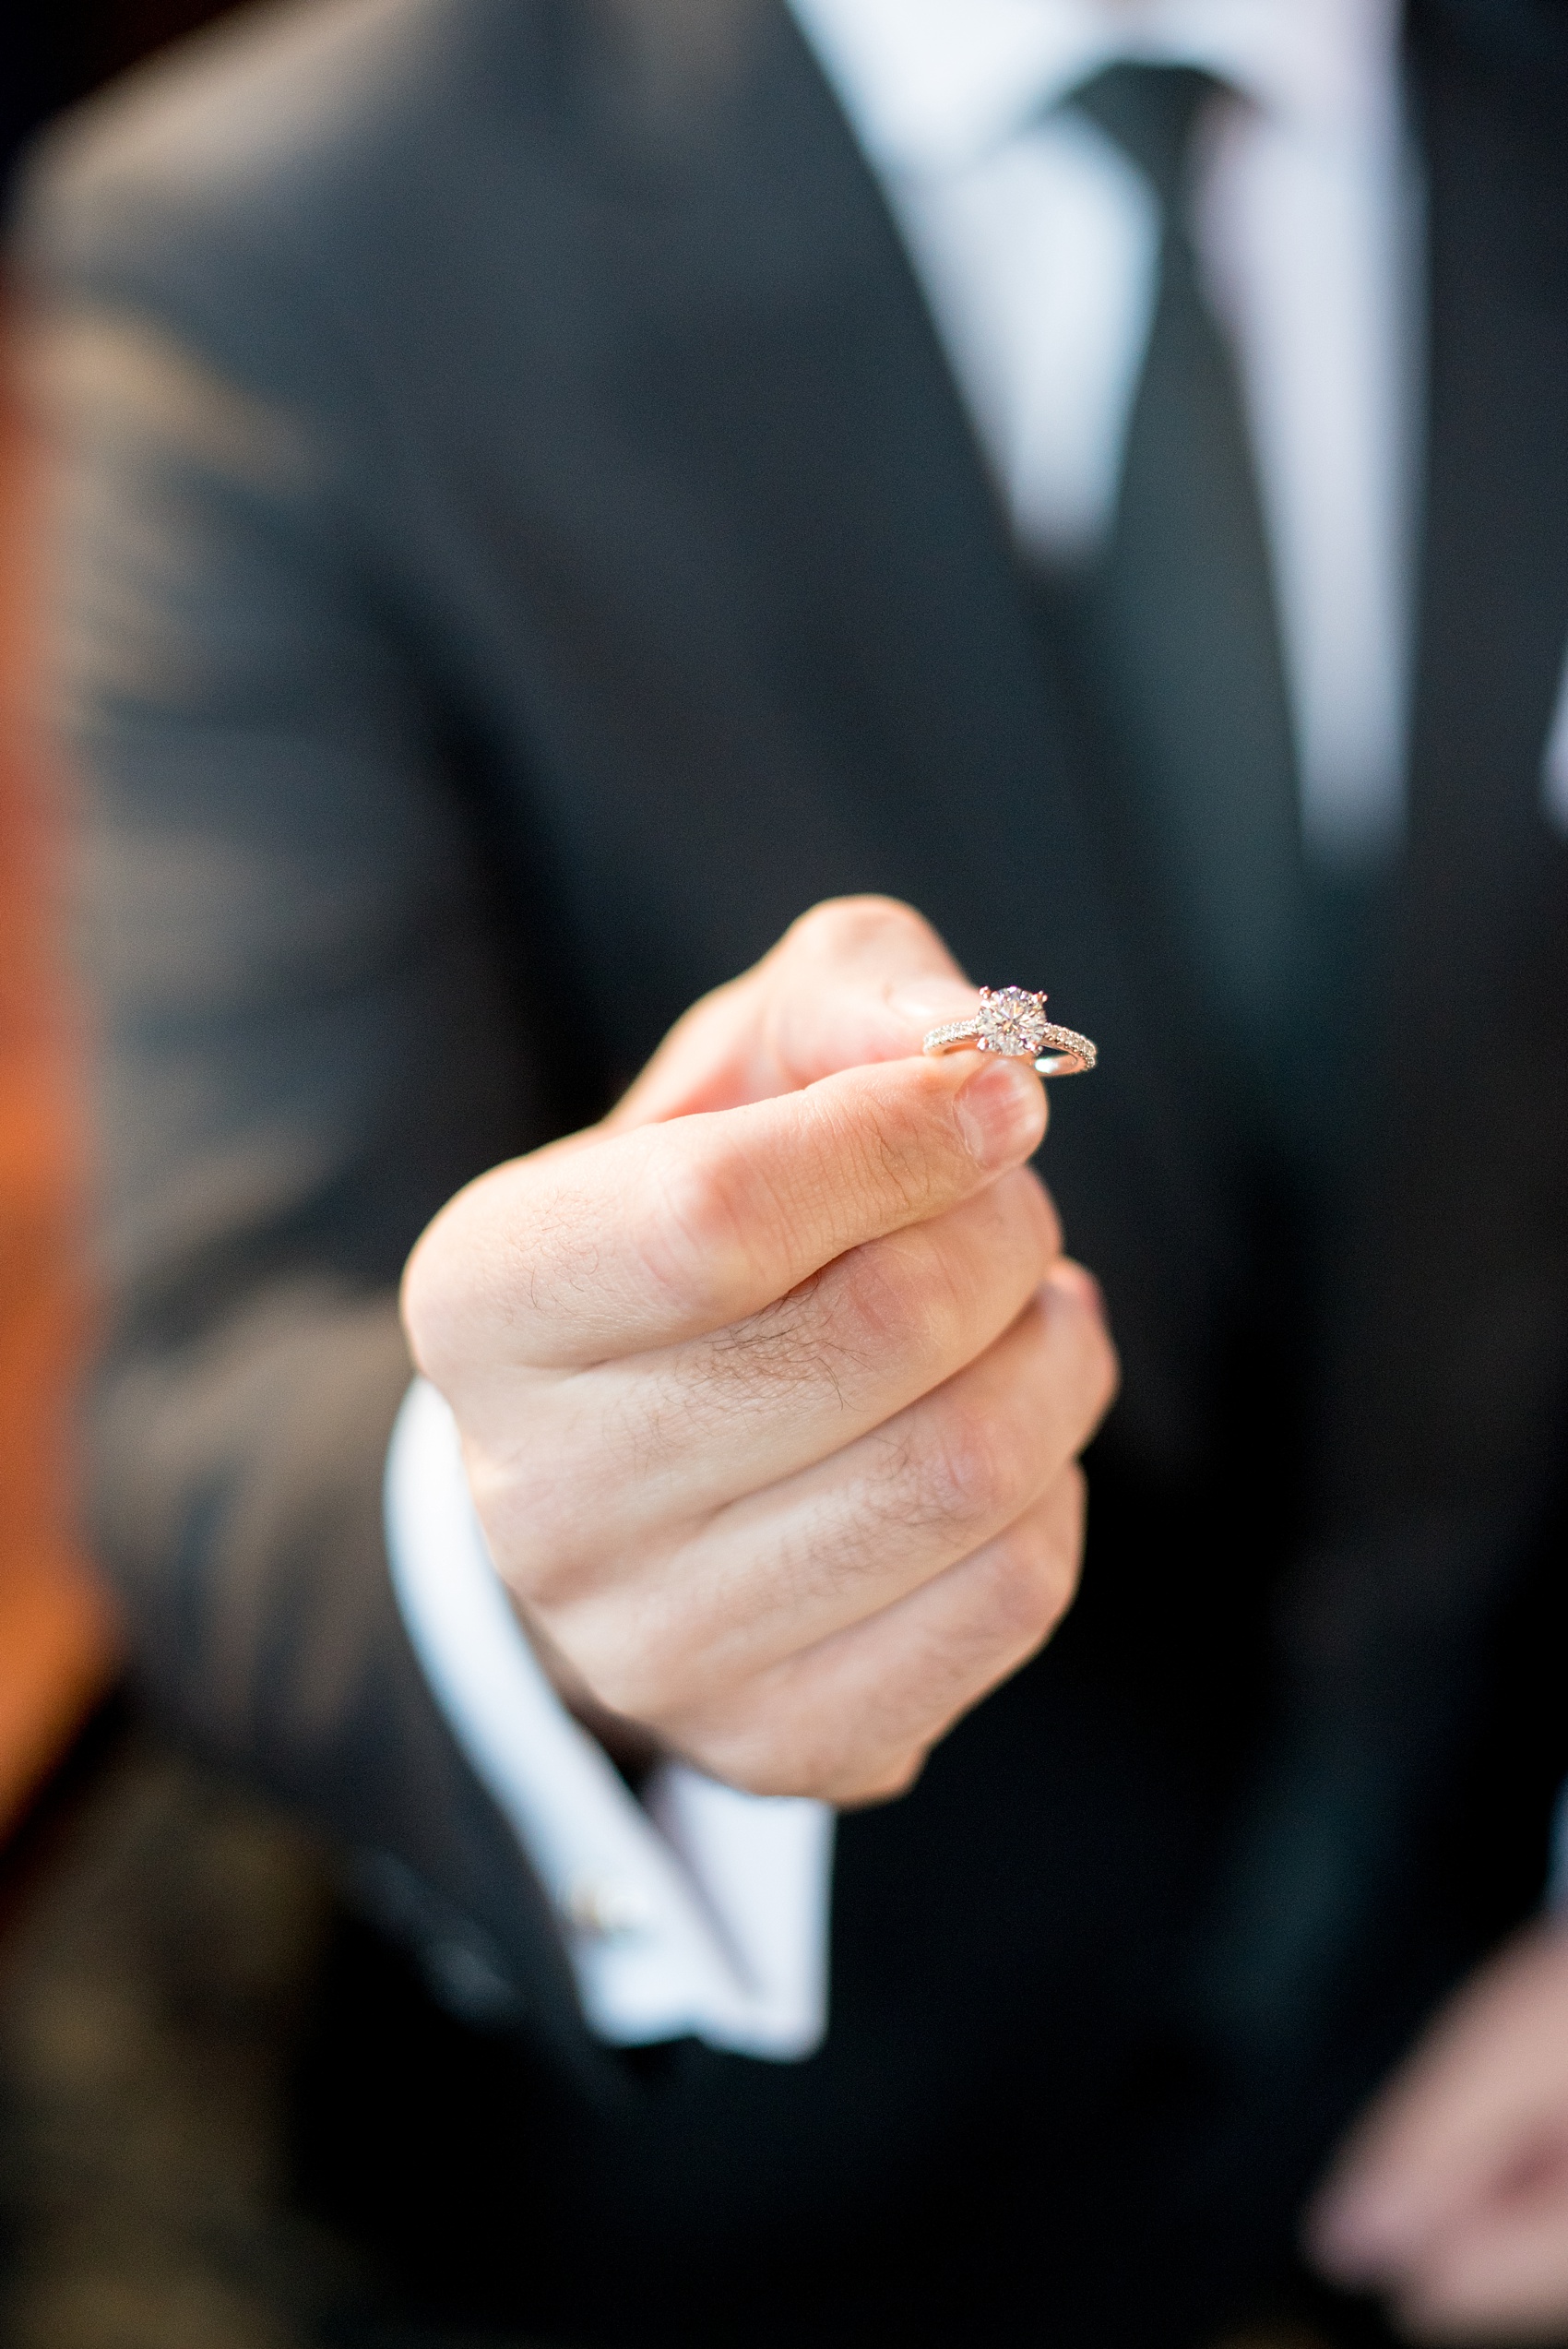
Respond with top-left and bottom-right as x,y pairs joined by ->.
606,895 -> 995,1129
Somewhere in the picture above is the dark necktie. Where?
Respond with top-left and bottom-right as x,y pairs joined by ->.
1057,63 -> 1320,1132
1067,71 -> 1405,2077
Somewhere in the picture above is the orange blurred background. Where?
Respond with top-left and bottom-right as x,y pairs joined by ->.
0,0 -> 250,1842
0,314 -> 120,1836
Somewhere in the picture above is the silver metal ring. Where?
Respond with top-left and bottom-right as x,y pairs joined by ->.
922,986 -> 1098,1078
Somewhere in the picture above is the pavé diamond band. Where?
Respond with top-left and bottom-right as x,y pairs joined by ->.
922,985 -> 1098,1078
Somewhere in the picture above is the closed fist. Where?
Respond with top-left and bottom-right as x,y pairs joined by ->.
402,899 -> 1117,1806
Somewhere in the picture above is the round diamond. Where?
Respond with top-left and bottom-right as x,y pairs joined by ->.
974,986 -> 1049,1056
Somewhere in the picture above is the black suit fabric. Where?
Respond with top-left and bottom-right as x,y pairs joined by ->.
14,0 -> 1568,2340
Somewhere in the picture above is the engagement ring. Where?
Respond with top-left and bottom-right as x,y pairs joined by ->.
922,986 -> 1097,1078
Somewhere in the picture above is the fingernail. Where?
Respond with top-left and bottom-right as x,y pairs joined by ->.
956,1059 -> 1046,1168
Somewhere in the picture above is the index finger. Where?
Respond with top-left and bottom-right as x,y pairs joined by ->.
403,1045 -> 1048,1377
607,896 -> 992,1127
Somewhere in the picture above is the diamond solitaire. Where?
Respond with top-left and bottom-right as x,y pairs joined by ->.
975,985 -> 1051,1056
922,986 -> 1098,1079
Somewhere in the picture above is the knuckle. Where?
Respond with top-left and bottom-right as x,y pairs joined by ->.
717,1752 -> 818,1800
1028,1278 -> 1120,1436
976,1547 -> 1057,1651
1067,1300 -> 1121,1422
485,1508 -> 572,1606
683,1716 -> 820,1802
398,1235 -> 442,1369
829,1748 -> 929,1808
968,1166 -> 1063,1281
539,1595 -> 697,1730
580,1644 -> 672,1728
706,1232 -> 947,1411
821,1238 -> 953,1377
475,1449 -> 621,1604
400,1210 -> 488,1387
684,1686 -> 930,1809
470,1484 -> 565,1600
1092,1323 -> 1122,1415
1055,1461 -> 1090,1546
920,1398 -> 1029,1532
785,894 -> 934,969
703,1270 -> 829,1401
1020,1168 -> 1065,1264
635,1144 -> 762,1324
980,1478 -> 1087,1646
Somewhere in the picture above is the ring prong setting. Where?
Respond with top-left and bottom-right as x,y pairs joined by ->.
921,985 -> 1098,1078
973,984 -> 1051,1058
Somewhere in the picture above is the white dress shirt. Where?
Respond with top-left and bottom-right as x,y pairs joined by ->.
386,0 -> 1568,2062
793,0 -> 1420,864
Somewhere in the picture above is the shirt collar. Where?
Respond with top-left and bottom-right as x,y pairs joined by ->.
786,0 -> 1406,176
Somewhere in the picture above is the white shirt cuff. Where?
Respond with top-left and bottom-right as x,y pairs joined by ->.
384,1376 -> 834,2059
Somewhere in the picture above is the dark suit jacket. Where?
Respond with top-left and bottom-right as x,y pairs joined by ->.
15,0 -> 1568,2339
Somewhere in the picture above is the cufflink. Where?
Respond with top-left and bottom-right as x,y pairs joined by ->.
562,1874 -> 657,1940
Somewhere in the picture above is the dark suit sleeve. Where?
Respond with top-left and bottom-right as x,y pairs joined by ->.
11,116 -> 599,2069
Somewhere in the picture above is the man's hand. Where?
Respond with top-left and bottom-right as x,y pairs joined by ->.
401,898 -> 1117,1806
1306,1921 -> 1568,2342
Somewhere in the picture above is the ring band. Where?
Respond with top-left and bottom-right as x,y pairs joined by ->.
922,985 -> 1098,1078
